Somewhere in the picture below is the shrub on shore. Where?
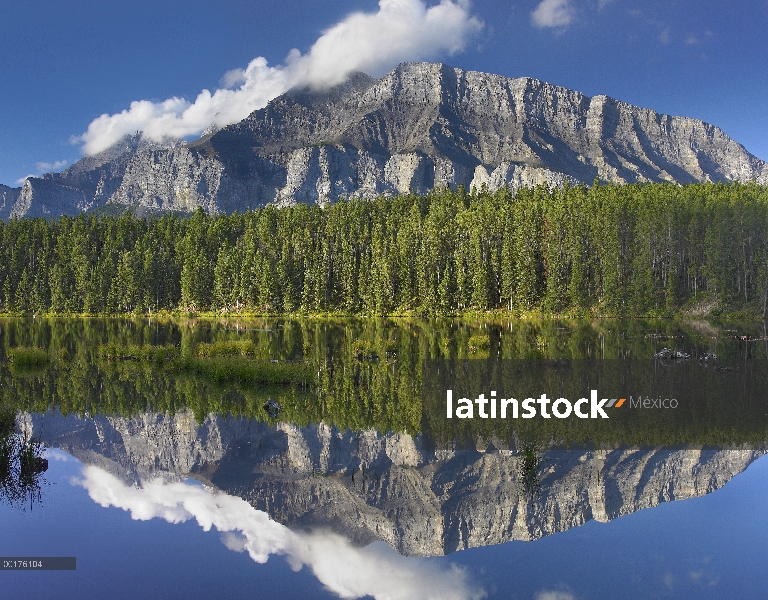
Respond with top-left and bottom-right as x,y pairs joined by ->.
179,356 -> 313,385
7,347 -> 49,366
196,340 -> 256,358
98,343 -> 312,386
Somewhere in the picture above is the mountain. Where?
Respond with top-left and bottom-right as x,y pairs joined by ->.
4,135 -> 177,219
0,184 -> 21,220
22,409 -> 765,557
6,62 -> 768,218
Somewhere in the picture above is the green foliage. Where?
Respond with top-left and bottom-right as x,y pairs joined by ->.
0,407 -> 46,510
99,340 -> 309,384
383,338 -> 398,358
351,339 -> 378,361
100,343 -> 179,363
467,334 -> 490,354
177,356 -> 313,385
518,444 -> 544,497
7,347 -> 49,366
0,407 -> 15,436
2,316 -> 768,445
2,183 -> 768,317
196,340 -> 256,358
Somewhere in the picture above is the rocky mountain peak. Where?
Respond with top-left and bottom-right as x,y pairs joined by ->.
5,62 -> 767,219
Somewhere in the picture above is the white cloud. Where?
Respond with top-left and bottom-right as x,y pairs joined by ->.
531,0 -> 575,28
36,159 -> 67,172
74,0 -> 483,156
536,592 -> 576,600
662,572 -> 675,589
77,466 -> 485,600
658,27 -> 671,45
293,0 -> 482,88
14,174 -> 35,185
14,159 -> 69,184
43,449 -> 71,461
221,531 -> 249,553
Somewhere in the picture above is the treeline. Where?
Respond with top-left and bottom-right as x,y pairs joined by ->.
2,182 -> 768,315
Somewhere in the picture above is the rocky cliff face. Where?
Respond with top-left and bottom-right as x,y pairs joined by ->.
5,63 -> 767,218
6,135 -> 173,218
0,184 -> 21,220
23,409 -> 765,557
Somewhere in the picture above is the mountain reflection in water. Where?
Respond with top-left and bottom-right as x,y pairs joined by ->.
23,409 -> 764,557
3,317 -> 768,598
77,465 -> 483,600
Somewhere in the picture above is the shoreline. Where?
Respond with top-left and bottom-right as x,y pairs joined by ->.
0,308 -> 764,322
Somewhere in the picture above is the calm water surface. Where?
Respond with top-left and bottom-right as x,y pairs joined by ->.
1,317 -> 767,599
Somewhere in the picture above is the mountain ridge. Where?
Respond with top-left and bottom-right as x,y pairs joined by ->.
5,62 -> 767,218
22,409 -> 766,557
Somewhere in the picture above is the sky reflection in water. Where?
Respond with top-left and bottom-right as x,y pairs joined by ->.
76,464 -> 482,600
2,318 -> 768,598
2,450 -> 766,600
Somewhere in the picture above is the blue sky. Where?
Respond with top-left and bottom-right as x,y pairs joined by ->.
2,0 -> 767,186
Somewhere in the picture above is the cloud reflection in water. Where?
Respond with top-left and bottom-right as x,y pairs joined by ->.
77,465 -> 484,600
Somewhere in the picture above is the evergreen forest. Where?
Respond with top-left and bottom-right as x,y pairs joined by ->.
2,181 -> 768,317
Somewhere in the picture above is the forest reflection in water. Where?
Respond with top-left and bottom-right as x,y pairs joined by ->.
0,406 -> 47,510
2,317 -> 768,599
2,316 -> 768,446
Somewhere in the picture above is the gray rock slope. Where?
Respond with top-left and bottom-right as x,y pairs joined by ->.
23,409 -> 765,557
6,62 -> 767,218
0,184 -> 21,221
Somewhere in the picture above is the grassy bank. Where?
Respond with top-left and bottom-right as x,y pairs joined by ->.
7,347 -> 49,366
98,341 -> 313,386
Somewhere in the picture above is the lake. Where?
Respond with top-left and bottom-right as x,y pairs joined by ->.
1,317 -> 767,599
